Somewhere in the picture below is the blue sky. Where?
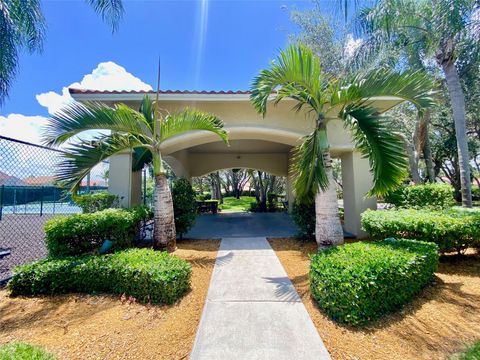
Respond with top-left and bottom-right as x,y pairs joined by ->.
0,0 -> 350,144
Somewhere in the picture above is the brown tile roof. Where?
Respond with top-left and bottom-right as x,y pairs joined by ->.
23,175 -> 56,186
69,88 -> 251,95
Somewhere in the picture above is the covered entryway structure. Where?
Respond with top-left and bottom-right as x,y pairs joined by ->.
70,89 -> 403,238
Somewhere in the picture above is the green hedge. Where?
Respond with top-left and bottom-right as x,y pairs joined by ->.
361,208 -> 480,253
384,183 -> 455,210
73,192 -> 119,213
8,249 -> 191,305
310,239 -> 438,326
45,207 -> 152,257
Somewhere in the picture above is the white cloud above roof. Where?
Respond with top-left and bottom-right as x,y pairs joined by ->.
0,113 -> 49,145
36,61 -> 152,114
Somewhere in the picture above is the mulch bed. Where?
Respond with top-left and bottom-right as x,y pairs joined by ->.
0,239 -> 220,360
268,237 -> 480,360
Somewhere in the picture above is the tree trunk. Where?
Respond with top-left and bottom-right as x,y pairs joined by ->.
442,62 -> 472,207
315,160 -> 344,249
423,134 -> 435,183
153,174 -> 176,252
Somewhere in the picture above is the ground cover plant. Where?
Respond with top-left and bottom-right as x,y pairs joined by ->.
8,248 -> 191,305
452,341 -> 480,360
0,342 -> 55,360
361,208 -> 480,253
309,239 -> 438,326
44,206 -> 152,257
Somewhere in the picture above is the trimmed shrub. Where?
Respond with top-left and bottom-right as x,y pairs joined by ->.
45,206 -> 152,257
361,208 -> 480,253
0,342 -> 55,360
73,192 -> 119,213
310,239 -> 439,326
8,248 -> 192,305
291,201 -> 315,240
172,178 -> 197,238
384,183 -> 455,210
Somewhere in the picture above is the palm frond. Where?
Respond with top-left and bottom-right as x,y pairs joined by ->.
160,109 -> 228,144
341,103 -> 409,196
139,95 -> 155,131
85,0 -> 124,32
250,44 -> 324,116
290,129 -> 330,203
56,133 -> 147,192
43,101 -> 153,146
331,68 -> 435,111
0,0 -> 44,105
132,147 -> 152,172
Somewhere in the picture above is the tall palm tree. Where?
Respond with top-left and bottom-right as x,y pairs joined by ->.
352,0 -> 479,207
250,44 -> 434,248
0,0 -> 124,106
43,96 -> 228,251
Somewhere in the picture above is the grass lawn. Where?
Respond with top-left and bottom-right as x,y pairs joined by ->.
269,238 -> 480,360
218,196 -> 255,212
0,240 -> 220,360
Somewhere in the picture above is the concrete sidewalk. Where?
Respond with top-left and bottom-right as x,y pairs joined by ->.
190,237 -> 331,360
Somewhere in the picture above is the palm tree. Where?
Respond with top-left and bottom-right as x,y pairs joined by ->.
250,44 -> 434,248
352,0 -> 479,207
0,0 -> 124,106
43,96 -> 228,251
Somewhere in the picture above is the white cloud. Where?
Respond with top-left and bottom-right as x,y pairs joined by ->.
36,61 -> 152,114
0,114 -> 49,144
344,34 -> 363,59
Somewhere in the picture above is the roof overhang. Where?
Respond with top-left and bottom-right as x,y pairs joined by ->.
69,88 -> 404,111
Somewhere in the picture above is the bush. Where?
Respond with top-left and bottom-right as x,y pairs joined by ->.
291,201 -> 315,240
310,239 -> 439,326
45,206 -> 152,257
384,183 -> 455,210
73,192 -> 119,213
0,342 -> 55,360
8,248 -> 192,305
172,178 -> 197,238
361,208 -> 480,253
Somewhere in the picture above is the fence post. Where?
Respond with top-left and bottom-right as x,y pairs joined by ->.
0,185 -> 4,221
87,172 -> 91,193
13,187 -> 17,214
53,187 -> 56,214
24,187 -> 27,214
40,186 -> 44,217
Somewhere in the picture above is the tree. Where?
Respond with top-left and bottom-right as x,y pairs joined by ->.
354,0 -> 480,207
0,0 -> 124,106
250,44 -> 433,248
43,96 -> 228,251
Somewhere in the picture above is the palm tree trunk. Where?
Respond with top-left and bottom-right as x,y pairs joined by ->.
423,135 -> 435,183
442,62 -> 472,207
315,156 -> 344,249
153,173 -> 176,252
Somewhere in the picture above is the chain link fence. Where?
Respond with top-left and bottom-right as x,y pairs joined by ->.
0,136 -> 108,283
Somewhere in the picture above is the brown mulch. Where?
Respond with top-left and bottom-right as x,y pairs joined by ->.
268,237 -> 480,360
0,239 -> 220,360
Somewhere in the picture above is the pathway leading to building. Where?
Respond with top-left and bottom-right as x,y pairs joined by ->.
190,237 -> 331,360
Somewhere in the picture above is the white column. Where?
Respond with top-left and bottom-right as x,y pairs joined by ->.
341,151 -> 377,238
108,151 -> 142,208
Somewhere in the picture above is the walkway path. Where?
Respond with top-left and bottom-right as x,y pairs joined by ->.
190,237 -> 331,359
